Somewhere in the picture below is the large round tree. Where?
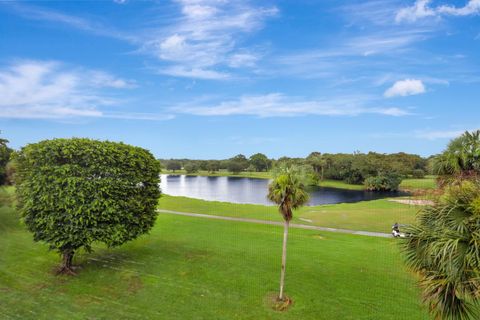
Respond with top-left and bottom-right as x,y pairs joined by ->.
15,138 -> 161,274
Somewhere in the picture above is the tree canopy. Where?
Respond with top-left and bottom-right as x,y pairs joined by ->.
0,136 -> 13,185
15,138 -> 161,274
433,130 -> 480,184
249,153 -> 271,172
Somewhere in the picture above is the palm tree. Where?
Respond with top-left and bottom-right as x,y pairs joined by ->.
433,130 -> 480,184
267,165 -> 309,301
402,181 -> 480,320
306,152 -> 328,181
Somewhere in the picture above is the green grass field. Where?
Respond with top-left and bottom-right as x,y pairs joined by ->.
0,193 -> 429,319
158,195 -> 421,233
400,176 -> 437,190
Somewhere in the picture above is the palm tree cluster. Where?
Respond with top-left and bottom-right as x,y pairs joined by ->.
267,165 -> 309,302
433,130 -> 480,185
402,181 -> 480,320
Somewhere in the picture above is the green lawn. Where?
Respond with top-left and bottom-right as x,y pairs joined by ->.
0,199 -> 429,319
158,195 -> 421,233
400,176 -> 437,190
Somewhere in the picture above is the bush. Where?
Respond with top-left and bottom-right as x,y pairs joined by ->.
184,162 -> 199,173
402,181 -> 480,319
412,169 -> 425,179
364,173 -> 402,191
227,161 -> 244,174
15,138 -> 161,274
166,160 -> 181,172
5,160 -> 16,185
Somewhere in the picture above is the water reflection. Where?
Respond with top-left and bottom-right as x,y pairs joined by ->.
159,174 -> 408,206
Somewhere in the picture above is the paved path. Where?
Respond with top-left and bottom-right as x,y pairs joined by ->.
157,209 -> 391,238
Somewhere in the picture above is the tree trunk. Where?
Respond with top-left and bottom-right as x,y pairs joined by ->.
279,220 -> 289,301
58,249 -> 76,275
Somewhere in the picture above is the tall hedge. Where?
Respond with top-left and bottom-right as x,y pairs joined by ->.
15,138 -> 161,274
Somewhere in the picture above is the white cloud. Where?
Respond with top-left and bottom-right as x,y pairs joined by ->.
144,0 -> 278,79
396,0 -> 480,22
5,2 -> 135,42
159,66 -> 230,80
384,79 -> 426,97
0,60 -> 169,120
228,53 -> 259,68
414,129 -> 465,140
438,0 -> 480,16
171,93 -> 410,117
395,0 -> 436,22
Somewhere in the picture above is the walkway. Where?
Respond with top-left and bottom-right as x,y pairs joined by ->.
157,209 -> 391,238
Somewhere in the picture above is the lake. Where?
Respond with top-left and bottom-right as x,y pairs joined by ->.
160,174 -> 408,206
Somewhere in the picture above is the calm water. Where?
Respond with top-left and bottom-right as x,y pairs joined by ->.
160,174 -> 408,206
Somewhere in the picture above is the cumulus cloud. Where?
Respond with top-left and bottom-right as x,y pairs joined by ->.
0,60 -> 166,120
171,93 -> 410,117
384,79 -> 426,97
396,0 -> 480,22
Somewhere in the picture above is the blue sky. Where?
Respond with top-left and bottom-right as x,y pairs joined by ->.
0,0 -> 479,159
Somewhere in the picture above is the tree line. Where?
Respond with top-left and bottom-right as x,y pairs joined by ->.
160,151 -> 431,191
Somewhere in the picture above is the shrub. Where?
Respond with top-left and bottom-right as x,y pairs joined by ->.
15,138 -> 161,274
403,181 -> 480,320
227,161 -> 244,174
412,169 -> 425,179
184,162 -> 199,173
364,173 -> 402,191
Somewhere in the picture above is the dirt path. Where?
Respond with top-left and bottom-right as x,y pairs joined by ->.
157,209 -> 391,238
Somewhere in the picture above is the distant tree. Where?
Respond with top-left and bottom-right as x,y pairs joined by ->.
166,160 -> 182,172
403,181 -> 480,320
433,130 -> 480,185
227,161 -> 244,174
267,165 -> 309,303
184,162 -> 199,173
206,160 -> 220,173
412,169 -> 425,179
15,138 -> 161,274
198,160 -> 209,171
364,173 -> 402,191
0,136 -> 12,185
249,153 -> 271,172
5,159 -> 16,185
231,154 -> 249,168
306,152 -> 327,181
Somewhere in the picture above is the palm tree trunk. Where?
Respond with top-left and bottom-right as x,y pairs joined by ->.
279,220 -> 289,301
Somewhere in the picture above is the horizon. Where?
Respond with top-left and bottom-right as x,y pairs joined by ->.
1,0 -> 479,158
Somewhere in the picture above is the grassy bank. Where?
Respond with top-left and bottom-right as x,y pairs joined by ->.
1,199 -> 428,319
158,195 -> 420,233
399,176 -> 437,190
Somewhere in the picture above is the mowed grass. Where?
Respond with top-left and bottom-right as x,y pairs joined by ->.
158,195 -> 421,233
400,176 -> 437,190
0,203 -> 429,320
